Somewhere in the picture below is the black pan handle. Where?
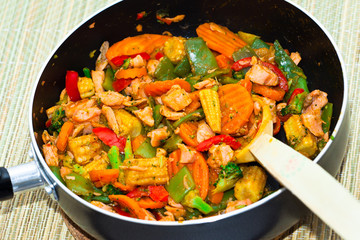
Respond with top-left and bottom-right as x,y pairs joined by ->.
0,167 -> 13,201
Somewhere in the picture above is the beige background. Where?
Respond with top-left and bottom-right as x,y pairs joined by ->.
0,0 -> 359,239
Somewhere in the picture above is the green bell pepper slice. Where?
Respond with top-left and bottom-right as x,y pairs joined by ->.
49,166 -> 65,185
174,57 -> 191,77
153,105 -> 163,128
321,103 -> 333,133
124,135 -> 133,160
162,134 -> 183,152
83,67 -> 91,78
173,108 -> 205,128
166,166 -> 195,202
232,45 -> 258,62
134,138 -> 156,158
251,38 -> 270,49
281,92 -> 307,115
102,68 -> 115,91
155,56 -> 177,80
185,38 -> 218,75
219,76 -> 240,84
91,195 -> 111,204
108,146 -> 121,169
237,31 -> 260,45
64,172 -> 94,196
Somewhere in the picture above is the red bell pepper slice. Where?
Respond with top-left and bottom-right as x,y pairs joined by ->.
155,52 -> 164,60
231,57 -> 252,71
92,127 -> 126,152
65,70 -> 81,101
45,118 -> 52,128
196,135 -> 241,152
126,187 -> 149,198
113,206 -> 132,217
260,61 -> 289,92
136,11 -> 146,20
148,186 -> 169,202
287,88 -> 304,104
112,78 -> 132,92
111,52 -> 151,67
273,116 -> 281,135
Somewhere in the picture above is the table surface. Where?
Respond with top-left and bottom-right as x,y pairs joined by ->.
0,0 -> 359,239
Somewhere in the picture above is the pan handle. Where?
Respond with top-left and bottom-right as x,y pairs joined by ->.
0,147 -> 58,201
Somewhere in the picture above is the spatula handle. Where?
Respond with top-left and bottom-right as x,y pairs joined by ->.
249,134 -> 360,240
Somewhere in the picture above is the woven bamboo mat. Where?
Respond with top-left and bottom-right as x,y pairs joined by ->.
0,0 -> 359,239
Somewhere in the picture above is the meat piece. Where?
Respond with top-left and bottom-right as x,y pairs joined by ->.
301,90 -> 328,137
102,105 -> 120,135
196,120 -> 215,143
246,64 -> 279,86
130,54 -> 146,68
96,91 -> 129,107
160,105 -> 186,120
207,143 -> 234,169
43,143 -> 59,166
147,127 -> 170,147
146,59 -> 160,77
123,98 -> 147,107
91,70 -> 105,93
193,79 -> 217,90
124,76 -> 152,99
133,106 -> 154,127
225,199 -> 252,213
95,41 -> 109,71
65,98 -> 96,118
177,144 -> 197,164
290,52 -> 301,65
72,106 -> 102,123
161,85 -> 192,111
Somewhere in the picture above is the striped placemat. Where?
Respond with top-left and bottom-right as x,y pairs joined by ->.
0,0 -> 359,239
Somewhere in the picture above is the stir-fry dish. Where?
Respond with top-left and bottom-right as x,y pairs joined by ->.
42,22 -> 332,221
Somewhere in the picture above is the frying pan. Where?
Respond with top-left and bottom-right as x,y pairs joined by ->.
0,0 -> 349,239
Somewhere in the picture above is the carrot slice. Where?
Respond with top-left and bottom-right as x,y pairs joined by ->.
239,78 -> 252,93
132,135 -> 147,152
178,122 -> 199,147
184,91 -> 201,114
56,121 -> 74,152
144,79 -> 191,96
215,54 -> 232,69
167,149 -> 184,178
137,197 -> 167,209
252,83 -> 285,101
113,182 -> 136,192
196,23 -> 247,59
218,84 -> 254,135
106,34 -> 171,68
191,152 -> 209,200
115,67 -> 147,79
109,195 -> 150,220
89,169 -> 119,187
208,168 -> 223,204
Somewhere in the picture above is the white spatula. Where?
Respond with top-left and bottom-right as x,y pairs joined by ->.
249,134 -> 360,240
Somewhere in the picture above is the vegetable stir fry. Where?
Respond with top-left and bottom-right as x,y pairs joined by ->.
42,22 -> 332,221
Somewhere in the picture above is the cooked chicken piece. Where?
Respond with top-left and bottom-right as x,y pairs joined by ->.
124,76 -> 152,99
225,199 -> 252,213
301,90 -> 328,137
147,127 -> 169,147
43,143 -> 59,166
207,143 -> 234,169
160,105 -> 186,120
95,41 -> 109,71
133,106 -> 154,127
123,98 -> 147,107
146,59 -> 160,77
91,201 -> 116,213
193,79 -> 217,90
276,102 -> 287,112
130,54 -> 146,68
65,98 -> 96,118
72,124 -> 85,137
177,144 -> 197,164
290,52 -> 301,65
196,120 -> 215,143
96,91 -> 129,107
246,64 -> 278,86
260,96 -> 277,123
42,130 -> 55,144
72,106 -> 102,123
156,148 -> 167,157
91,70 -> 105,93
158,211 -> 175,221
161,85 -> 192,111
254,46 -> 275,64
164,206 -> 186,219
102,105 -> 120,135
